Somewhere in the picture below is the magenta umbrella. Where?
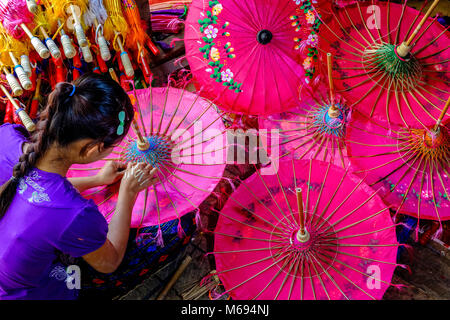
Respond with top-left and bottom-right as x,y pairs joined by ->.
211,159 -> 402,300
184,0 -> 305,116
259,62 -> 352,169
319,0 -> 449,129
346,102 -> 450,238
67,86 -> 227,244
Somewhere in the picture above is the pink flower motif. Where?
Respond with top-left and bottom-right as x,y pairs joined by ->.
306,34 -> 319,47
221,69 -> 234,82
305,10 -> 315,24
204,25 -> 218,39
303,57 -> 313,70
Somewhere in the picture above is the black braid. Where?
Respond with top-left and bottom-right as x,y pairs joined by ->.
0,73 -> 133,219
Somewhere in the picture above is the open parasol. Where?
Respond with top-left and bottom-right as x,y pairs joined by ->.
346,97 -> 450,238
67,86 -> 227,245
259,53 -> 352,168
184,0 -> 306,116
319,0 -> 449,129
211,159 -> 402,300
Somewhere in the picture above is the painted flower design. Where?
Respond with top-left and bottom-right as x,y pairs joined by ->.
303,57 -> 313,70
306,34 -> 319,47
221,69 -> 234,82
204,25 -> 219,39
305,10 -> 315,24
212,3 -> 223,16
209,47 -> 220,61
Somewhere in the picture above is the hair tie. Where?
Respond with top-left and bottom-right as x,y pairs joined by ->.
69,84 -> 76,97
10,176 -> 19,183
117,111 -> 126,135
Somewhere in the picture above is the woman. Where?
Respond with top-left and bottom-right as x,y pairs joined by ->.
0,74 -> 157,299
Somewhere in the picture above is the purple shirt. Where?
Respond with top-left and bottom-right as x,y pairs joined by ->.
0,124 -> 108,300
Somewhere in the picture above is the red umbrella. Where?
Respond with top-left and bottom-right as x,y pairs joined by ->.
184,0 -> 306,116
211,159 -> 403,300
319,0 -> 449,129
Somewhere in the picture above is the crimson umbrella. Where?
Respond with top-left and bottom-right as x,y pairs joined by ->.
346,98 -> 450,238
319,0 -> 449,129
211,159 -> 403,300
184,0 -> 306,115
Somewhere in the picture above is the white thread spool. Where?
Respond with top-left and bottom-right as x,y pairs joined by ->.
115,34 -> 134,77
120,51 -> 134,78
81,46 -> 93,63
16,108 -> 36,132
40,27 -> 61,59
20,55 -> 32,77
0,84 -> 35,132
5,72 -> 23,96
14,66 -> 33,91
30,37 -> 50,59
26,0 -> 38,13
97,36 -> 111,61
74,23 -> 88,47
60,34 -> 77,59
9,52 -> 31,90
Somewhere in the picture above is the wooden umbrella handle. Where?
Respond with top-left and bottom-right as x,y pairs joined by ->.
26,0 -> 38,13
0,85 -> 35,132
40,27 -> 61,59
405,0 -> 440,47
115,33 -> 135,78
434,96 -> 450,131
21,24 -> 51,59
296,188 -> 305,234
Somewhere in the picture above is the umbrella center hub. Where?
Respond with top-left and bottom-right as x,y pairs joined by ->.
124,135 -> 174,169
257,29 -> 273,45
310,102 -> 348,138
398,127 -> 450,168
363,42 -> 422,92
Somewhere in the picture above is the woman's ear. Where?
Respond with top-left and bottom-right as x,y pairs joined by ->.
83,142 -> 105,160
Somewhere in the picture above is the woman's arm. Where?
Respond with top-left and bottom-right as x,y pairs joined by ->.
82,162 -> 157,273
68,161 -> 126,193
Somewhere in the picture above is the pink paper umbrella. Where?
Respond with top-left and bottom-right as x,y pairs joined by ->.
184,0 -> 306,116
212,159 -> 402,300
346,98 -> 450,238
319,0 -> 449,129
67,86 -> 227,245
259,53 -> 352,169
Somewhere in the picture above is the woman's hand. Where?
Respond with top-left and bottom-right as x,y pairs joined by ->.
96,161 -> 127,186
120,162 -> 158,196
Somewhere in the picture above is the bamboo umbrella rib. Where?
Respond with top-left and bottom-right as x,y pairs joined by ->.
418,45 -> 450,60
311,254 -> 349,300
310,161 -> 331,225
429,161 -> 443,226
308,252 -> 331,300
356,1 -> 377,45
237,178 -> 290,229
305,256 -> 316,300
212,246 -> 285,255
322,224 -> 398,242
414,27 -> 449,56
274,167 -> 298,228
156,85 -> 170,135
342,6 -> 372,47
161,86 -> 186,137
251,253 -> 296,300
316,254 -> 376,300
210,208 -> 285,237
158,163 -> 215,193
274,252 -> 301,300
394,1 -> 408,44
316,177 -> 366,230
226,191 -> 287,233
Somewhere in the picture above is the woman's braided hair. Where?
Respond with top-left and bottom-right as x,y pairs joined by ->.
0,73 -> 134,218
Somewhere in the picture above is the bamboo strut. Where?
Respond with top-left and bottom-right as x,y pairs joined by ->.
327,53 -> 340,118
433,96 -> 450,131
296,188 -> 310,242
0,84 -> 35,132
396,0 -> 440,57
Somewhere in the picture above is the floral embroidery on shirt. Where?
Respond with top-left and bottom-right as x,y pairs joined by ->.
20,170 -> 51,204
49,265 -> 68,282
